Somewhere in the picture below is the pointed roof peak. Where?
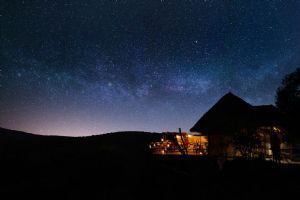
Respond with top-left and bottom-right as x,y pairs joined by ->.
190,92 -> 252,133
219,92 -> 249,105
223,91 -> 237,98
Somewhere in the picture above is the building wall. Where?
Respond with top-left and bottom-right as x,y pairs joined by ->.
207,126 -> 287,160
150,133 -> 208,155
208,135 -> 234,157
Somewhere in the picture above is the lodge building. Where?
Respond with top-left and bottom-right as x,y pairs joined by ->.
150,92 -> 289,160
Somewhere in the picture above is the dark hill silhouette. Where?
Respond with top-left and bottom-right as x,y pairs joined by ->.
0,127 -> 161,160
0,127 -> 164,199
0,127 -> 299,200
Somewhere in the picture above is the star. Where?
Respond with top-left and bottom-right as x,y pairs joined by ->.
0,0 -> 299,136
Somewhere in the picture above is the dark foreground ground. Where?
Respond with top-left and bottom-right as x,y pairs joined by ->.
0,127 -> 300,200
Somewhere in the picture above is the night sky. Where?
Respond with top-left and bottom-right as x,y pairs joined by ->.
1,0 -> 300,136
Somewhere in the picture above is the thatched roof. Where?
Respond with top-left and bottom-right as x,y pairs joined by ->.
251,105 -> 284,127
190,92 -> 284,135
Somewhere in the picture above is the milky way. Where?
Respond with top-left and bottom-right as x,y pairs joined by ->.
1,0 -> 300,136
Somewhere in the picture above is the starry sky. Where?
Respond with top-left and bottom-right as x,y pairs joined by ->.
1,0 -> 300,136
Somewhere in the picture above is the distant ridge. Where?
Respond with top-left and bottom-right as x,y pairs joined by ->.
0,127 -> 44,137
0,128 -> 160,146
0,127 -> 160,138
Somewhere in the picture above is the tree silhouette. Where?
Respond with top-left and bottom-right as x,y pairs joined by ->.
270,131 -> 281,163
276,68 -> 300,142
233,128 -> 262,159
